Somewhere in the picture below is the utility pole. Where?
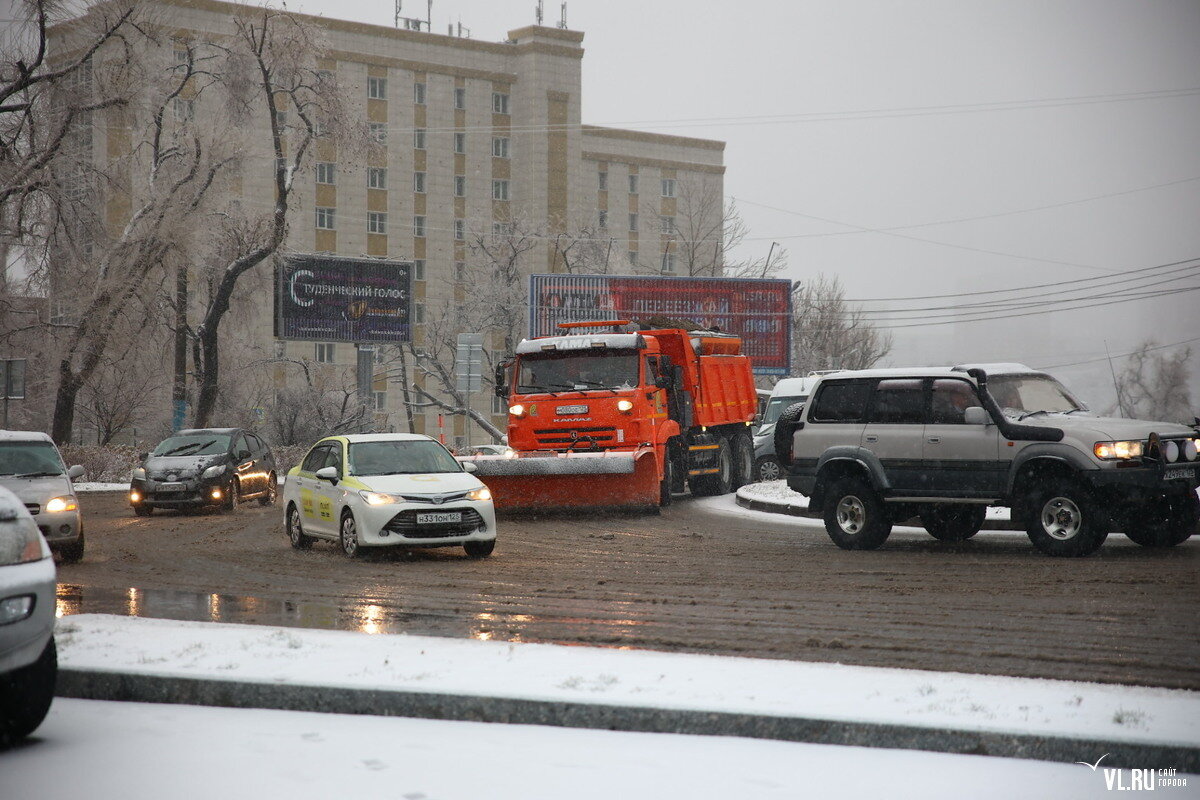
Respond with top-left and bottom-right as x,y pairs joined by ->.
172,261 -> 188,431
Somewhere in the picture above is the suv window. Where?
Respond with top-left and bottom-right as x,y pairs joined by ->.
867,379 -> 926,425
931,379 -> 979,425
301,444 -> 330,473
809,381 -> 871,423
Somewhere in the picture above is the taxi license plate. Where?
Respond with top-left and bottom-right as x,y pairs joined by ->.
158,482 -> 185,492
416,512 -> 462,524
1163,466 -> 1194,481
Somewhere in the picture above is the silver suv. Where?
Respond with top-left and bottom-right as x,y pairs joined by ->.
776,364 -> 1200,557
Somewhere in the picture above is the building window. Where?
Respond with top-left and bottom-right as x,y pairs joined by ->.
598,171 -> 607,191
492,394 -> 507,415
315,342 -> 335,363
413,128 -> 426,150
413,215 -> 426,237
367,211 -> 387,234
315,207 -> 336,230
413,259 -> 425,280
455,261 -> 466,281
414,82 -> 426,105
628,213 -> 638,232
274,109 -> 287,129
454,87 -> 466,109
453,132 -> 466,154
454,175 -> 466,197
628,174 -> 638,194
492,179 -> 510,201
598,210 -> 607,229
368,167 -> 387,189
314,118 -> 329,137
316,69 -> 335,87
660,215 -> 675,234
274,340 -> 287,359
491,136 -> 509,158
275,156 -> 287,176
413,303 -> 425,324
368,122 -> 386,143
173,98 -> 194,122
373,390 -> 387,411
661,178 -> 676,198
662,252 -> 677,273
315,162 -> 336,185
454,219 -> 465,240
627,250 -> 638,266
367,76 -> 387,100
413,171 -> 426,193
492,92 -> 509,114
492,221 -> 514,237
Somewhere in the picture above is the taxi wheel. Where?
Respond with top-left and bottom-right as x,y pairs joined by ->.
464,539 -> 495,558
339,511 -> 360,558
287,504 -> 314,550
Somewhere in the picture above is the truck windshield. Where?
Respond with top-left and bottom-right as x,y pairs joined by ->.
988,375 -> 1083,417
517,349 -> 640,392
0,441 -> 67,477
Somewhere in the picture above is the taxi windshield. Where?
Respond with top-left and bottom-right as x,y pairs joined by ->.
348,440 -> 463,476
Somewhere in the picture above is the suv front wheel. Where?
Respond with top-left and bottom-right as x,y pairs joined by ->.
823,477 -> 892,550
1025,480 -> 1108,557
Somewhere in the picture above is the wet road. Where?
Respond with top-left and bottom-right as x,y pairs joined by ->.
58,491 -> 1200,690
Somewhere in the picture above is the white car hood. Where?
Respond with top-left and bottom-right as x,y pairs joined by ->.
1019,413 -> 1196,441
356,471 -> 483,495
0,475 -> 73,505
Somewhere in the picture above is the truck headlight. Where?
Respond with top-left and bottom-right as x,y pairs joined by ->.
466,487 -> 492,501
1093,440 -> 1143,460
359,490 -> 401,505
509,404 -> 525,417
45,496 -> 78,513
201,464 -> 227,479
616,399 -> 634,413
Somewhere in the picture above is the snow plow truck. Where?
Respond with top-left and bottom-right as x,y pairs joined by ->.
469,321 -> 758,511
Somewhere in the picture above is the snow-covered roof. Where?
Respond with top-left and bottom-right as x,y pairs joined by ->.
516,333 -> 643,354
813,363 -> 1040,382
0,430 -> 53,443
337,433 -> 439,444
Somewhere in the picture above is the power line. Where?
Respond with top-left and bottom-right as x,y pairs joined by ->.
1035,337 -> 1200,370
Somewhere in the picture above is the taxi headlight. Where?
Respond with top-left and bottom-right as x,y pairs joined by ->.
466,487 -> 492,501
509,404 -> 525,417
1093,440 -> 1143,460
45,496 -> 77,513
616,399 -> 634,413
358,490 -> 401,506
201,464 -> 227,479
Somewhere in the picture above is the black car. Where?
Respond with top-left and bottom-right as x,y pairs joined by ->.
129,428 -> 277,515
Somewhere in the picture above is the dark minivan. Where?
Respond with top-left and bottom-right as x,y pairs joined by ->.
130,428 -> 277,515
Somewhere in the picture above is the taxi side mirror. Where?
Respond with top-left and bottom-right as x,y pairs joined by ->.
314,466 -> 339,484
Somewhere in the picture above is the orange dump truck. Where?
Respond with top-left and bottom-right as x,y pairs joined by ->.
470,321 -> 758,511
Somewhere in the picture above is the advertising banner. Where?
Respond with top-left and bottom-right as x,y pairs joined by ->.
276,255 -> 413,343
529,274 -> 793,375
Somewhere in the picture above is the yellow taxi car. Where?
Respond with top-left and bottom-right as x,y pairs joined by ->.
282,434 -> 497,558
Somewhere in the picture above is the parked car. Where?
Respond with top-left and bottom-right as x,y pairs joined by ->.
130,428 -> 277,515
0,485 -> 57,744
752,376 -> 822,482
0,431 -> 85,563
777,363 -> 1200,556
462,444 -> 516,458
283,433 -> 497,558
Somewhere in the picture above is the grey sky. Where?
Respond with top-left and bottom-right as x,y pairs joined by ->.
276,0 -> 1200,409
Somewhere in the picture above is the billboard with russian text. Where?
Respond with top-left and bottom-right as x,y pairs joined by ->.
529,274 -> 793,375
276,255 -> 413,343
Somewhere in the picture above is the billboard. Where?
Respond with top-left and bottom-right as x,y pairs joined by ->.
276,255 -> 413,343
529,274 -> 793,375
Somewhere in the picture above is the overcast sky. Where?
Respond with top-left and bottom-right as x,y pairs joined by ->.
262,0 -> 1200,409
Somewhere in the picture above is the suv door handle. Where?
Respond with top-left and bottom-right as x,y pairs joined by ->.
927,437 -> 941,443
864,435 -> 878,443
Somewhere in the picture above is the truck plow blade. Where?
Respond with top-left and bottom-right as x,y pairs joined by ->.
465,450 -> 660,512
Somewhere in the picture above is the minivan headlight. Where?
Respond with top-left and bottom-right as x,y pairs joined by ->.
466,487 -> 492,501
201,464 -> 227,479
45,496 -> 77,513
1093,440 -> 1143,460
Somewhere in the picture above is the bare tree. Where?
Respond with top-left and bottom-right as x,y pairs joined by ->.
265,357 -> 375,446
669,176 -> 787,279
790,274 -> 892,374
189,5 -> 364,427
1111,341 -> 1194,423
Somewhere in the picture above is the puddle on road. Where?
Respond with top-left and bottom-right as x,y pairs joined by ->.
56,583 -> 653,648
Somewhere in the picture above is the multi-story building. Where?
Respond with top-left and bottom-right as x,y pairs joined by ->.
55,0 -> 726,444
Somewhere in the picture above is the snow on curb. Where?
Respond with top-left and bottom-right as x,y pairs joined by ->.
54,614 -> 1200,769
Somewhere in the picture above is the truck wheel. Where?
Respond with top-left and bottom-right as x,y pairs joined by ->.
755,455 -> 782,482
691,438 -> 733,497
659,455 -> 675,507
920,505 -> 985,541
773,402 -> 806,466
1123,491 -> 1198,547
730,432 -> 754,490
823,477 -> 892,550
1024,480 -> 1109,557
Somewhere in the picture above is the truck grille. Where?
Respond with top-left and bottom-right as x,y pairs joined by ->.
532,426 -> 618,446
384,508 -> 485,538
